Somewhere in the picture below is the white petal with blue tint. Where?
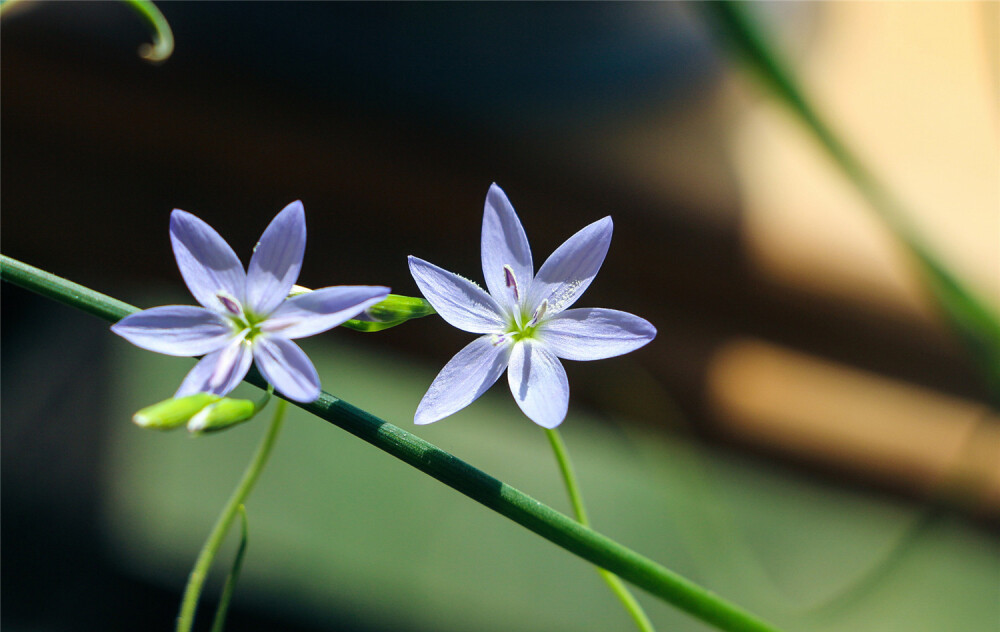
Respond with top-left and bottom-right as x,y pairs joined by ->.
527,217 -> 613,315
481,183 -> 533,312
262,285 -> 390,339
246,201 -> 307,316
252,336 -> 321,403
408,256 -> 506,334
111,305 -> 235,356
539,308 -> 656,361
170,210 -> 247,311
175,334 -> 253,398
415,334 -> 513,425
507,339 -> 569,429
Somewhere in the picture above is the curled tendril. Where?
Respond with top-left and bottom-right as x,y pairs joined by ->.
125,0 -> 174,63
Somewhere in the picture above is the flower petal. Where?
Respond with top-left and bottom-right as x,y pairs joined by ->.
252,336 -> 321,402
408,256 -> 506,333
246,201 -> 307,316
414,334 -> 513,425
170,210 -> 247,311
526,216 -> 613,315
507,339 -> 569,428
175,335 -> 253,398
481,183 -> 533,312
111,306 -> 235,356
261,285 -> 391,339
539,308 -> 656,361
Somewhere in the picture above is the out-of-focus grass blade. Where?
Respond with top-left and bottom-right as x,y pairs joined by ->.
702,1 -> 1000,405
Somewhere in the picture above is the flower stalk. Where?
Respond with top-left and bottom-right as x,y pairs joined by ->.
546,427 -> 656,632
176,398 -> 287,632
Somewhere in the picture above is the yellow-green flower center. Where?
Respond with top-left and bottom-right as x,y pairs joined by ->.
507,298 -> 548,342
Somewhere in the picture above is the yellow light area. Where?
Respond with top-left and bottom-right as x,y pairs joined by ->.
708,338 -> 1000,515
732,2 -> 999,321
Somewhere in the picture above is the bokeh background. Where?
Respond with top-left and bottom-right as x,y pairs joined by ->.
2,2 -> 998,631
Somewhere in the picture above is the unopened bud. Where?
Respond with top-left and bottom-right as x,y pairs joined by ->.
342,294 -> 436,332
187,398 -> 258,434
133,393 -> 221,430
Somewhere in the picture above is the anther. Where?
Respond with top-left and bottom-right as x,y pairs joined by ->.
528,299 -> 548,327
503,265 -> 519,301
216,292 -> 242,315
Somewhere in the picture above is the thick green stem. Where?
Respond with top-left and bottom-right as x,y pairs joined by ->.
546,428 -> 656,632
176,399 -> 287,632
2,255 -> 780,632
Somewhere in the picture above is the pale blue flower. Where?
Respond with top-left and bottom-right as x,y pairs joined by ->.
113,202 -> 390,403
409,184 -> 656,428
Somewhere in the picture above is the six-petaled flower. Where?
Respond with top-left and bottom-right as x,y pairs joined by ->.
112,202 -> 390,403
408,184 -> 656,428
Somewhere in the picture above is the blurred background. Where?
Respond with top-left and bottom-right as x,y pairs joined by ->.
2,2 -> 998,631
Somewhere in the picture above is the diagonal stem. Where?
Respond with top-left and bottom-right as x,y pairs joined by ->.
701,1 -> 1000,405
546,427 -> 656,632
176,399 -> 287,632
1,254 -> 780,632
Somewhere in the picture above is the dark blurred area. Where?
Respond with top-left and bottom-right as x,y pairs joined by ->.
3,2 -> 997,631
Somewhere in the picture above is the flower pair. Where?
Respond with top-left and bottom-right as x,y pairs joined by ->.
114,186 -> 655,427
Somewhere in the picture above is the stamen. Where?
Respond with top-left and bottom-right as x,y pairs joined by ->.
490,334 -> 507,347
216,292 -> 242,315
528,299 -> 548,327
503,264 -> 519,301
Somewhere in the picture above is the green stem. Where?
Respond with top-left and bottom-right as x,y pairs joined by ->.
546,428 -> 656,632
124,0 -> 175,62
702,2 -> 1000,405
1,254 -> 780,632
176,399 -> 287,632
209,505 -> 250,632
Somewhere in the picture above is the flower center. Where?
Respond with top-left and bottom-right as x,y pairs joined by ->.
218,292 -> 266,341
504,298 -> 548,343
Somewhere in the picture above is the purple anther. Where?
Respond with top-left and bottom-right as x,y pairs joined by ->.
503,264 -> 519,300
217,293 -> 242,315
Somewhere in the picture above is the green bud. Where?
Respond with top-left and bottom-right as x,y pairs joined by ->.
133,393 -> 221,430
287,288 -> 435,332
187,398 -> 258,434
342,294 -> 436,332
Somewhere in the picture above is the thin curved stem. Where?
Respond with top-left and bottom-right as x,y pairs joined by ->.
1,255 -> 780,632
176,399 -> 287,632
546,428 -> 656,632
125,0 -> 175,62
209,505 -> 250,632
